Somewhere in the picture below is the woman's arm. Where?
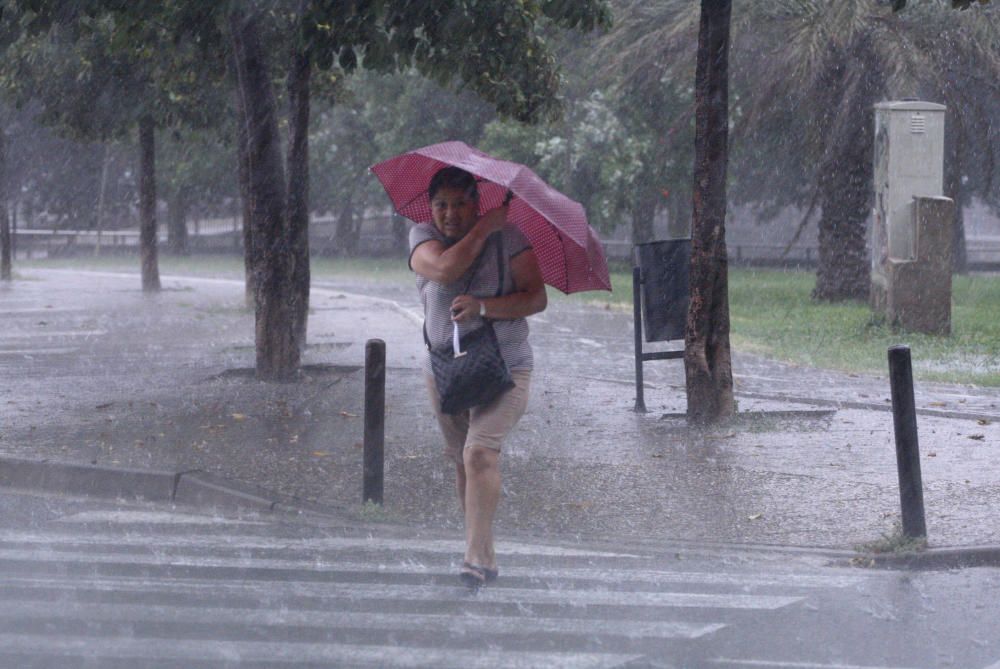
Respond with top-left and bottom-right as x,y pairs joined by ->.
410,207 -> 507,285
451,249 -> 547,322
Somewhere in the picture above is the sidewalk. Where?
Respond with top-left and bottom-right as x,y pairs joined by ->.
1,268 -> 998,551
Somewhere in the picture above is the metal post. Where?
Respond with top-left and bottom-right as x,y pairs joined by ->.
888,345 -> 927,538
632,266 -> 647,413
363,339 -> 386,505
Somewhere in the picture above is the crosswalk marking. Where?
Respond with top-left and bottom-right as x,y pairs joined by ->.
0,635 -> 641,669
711,660 -> 920,669
0,601 -> 726,640
55,510 -> 270,525
0,548 -> 868,589
0,503 -> 875,667
0,530 -> 645,558
1,574 -> 804,610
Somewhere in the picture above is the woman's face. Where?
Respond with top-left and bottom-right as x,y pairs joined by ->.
431,186 -> 478,241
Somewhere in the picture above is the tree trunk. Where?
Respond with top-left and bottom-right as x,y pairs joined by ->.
813,44 -> 879,302
0,129 -> 10,281
813,144 -> 870,301
684,0 -> 735,425
0,212 -> 8,282
233,58 -> 256,310
391,211 -> 408,255
237,107 -> 256,309
138,116 -> 161,293
94,144 -> 109,257
945,115 -> 967,273
631,188 -> 656,245
229,7 -> 299,380
667,188 -> 692,239
286,47 -> 311,354
166,191 -> 190,256
335,191 -> 358,256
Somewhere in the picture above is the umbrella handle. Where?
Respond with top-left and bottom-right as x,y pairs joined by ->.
503,190 -> 514,206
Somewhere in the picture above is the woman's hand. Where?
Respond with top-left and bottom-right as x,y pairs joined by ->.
476,205 -> 508,235
450,294 -> 483,322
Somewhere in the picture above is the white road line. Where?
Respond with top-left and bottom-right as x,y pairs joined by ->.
0,601 -> 726,640
0,635 -> 640,669
0,330 -> 107,338
55,510 -> 269,525
0,549 -> 868,589
0,530 -> 644,558
0,348 -> 78,355
711,660 -> 919,669
0,308 -> 87,315
2,575 -> 803,610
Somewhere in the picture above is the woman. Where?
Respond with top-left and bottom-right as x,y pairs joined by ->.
409,166 -> 547,587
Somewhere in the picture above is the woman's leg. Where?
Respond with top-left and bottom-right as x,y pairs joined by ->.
424,374 -> 469,513
454,461 -> 467,513
460,370 -> 532,572
463,445 -> 500,569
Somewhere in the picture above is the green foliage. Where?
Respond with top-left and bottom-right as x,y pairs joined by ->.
1,5 -> 228,142
893,0 -> 991,10
481,90 -> 645,234
585,266 -> 1000,387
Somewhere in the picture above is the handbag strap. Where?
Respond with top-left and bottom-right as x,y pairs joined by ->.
423,232 -> 505,348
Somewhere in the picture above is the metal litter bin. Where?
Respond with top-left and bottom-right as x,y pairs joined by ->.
633,239 -> 690,412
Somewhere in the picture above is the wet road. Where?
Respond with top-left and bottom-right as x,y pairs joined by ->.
2,488 -> 1000,669
3,269 -> 1000,549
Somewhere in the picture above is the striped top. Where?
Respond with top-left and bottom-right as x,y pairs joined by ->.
409,223 -> 534,372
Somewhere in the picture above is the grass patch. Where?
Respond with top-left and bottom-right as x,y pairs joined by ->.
356,500 -> 395,523
19,255 -> 1000,385
855,523 -> 928,555
572,265 -> 1000,386
726,269 -> 1000,386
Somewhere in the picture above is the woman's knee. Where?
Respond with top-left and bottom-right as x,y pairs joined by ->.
463,446 -> 498,475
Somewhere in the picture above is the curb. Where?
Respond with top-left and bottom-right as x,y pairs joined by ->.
0,455 -> 349,521
854,545 -> 1000,570
4,455 -> 1000,570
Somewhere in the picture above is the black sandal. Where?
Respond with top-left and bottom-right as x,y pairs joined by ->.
460,562 -> 490,588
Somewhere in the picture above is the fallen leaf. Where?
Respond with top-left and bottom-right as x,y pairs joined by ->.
748,513 -> 764,521
651,453 -> 664,458
231,413 -> 247,421
95,402 -> 114,410
289,435 -> 299,444
927,452 -> 937,457
340,411 -> 359,418
928,401 -> 946,407
312,451 -> 329,457
977,419 -> 991,426
968,434 -> 985,441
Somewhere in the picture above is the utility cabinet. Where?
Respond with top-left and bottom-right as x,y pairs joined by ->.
871,101 -> 953,335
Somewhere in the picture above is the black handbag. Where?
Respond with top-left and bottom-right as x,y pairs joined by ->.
426,235 -> 514,415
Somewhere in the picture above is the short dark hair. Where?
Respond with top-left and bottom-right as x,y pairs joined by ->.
428,166 -> 478,201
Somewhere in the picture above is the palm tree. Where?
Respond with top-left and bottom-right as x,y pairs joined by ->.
735,1 -> 1000,298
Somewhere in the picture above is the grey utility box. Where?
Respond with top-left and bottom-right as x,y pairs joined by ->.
871,101 -> 953,335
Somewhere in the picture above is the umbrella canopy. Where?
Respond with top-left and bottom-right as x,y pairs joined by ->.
370,141 -> 612,294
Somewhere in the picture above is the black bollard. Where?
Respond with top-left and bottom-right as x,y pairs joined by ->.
363,339 -> 385,505
633,266 -> 647,413
888,345 -> 927,539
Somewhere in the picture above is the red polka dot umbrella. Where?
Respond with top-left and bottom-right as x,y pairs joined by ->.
370,141 -> 612,294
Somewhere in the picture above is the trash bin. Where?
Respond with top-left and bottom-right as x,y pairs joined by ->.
635,239 -> 690,342
632,239 -> 690,413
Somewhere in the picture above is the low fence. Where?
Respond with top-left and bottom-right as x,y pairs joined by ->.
9,223 -> 1000,271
